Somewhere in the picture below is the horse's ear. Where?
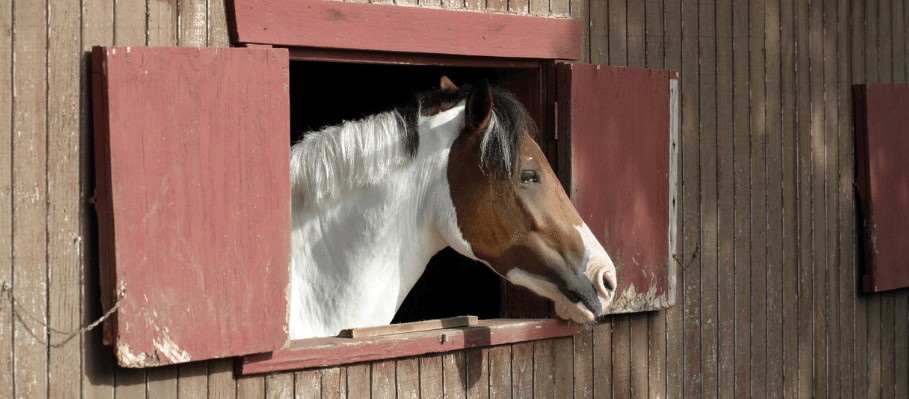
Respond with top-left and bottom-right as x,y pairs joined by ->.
440,76 -> 458,90
466,79 -> 493,133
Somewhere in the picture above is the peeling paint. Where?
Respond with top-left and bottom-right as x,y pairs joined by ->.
153,333 -> 191,363
116,340 -> 160,368
606,282 -> 672,314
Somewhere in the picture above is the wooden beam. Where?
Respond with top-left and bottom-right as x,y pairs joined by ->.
339,316 -> 479,339
229,0 -> 582,60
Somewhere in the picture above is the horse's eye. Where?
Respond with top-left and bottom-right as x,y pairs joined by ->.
520,170 -> 540,184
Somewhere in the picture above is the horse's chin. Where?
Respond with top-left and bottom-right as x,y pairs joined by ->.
555,300 -> 597,323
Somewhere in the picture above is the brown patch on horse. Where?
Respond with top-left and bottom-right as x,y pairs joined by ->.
447,83 -> 586,284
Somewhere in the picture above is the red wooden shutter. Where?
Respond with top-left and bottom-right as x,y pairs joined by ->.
556,63 -> 679,313
854,84 -> 909,293
92,46 -> 291,367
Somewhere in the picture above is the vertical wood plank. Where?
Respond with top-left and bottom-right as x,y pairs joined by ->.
149,0 -> 178,46
266,373 -> 295,399
511,343 -> 533,399
715,0 -> 736,396
396,358 -> 419,399
420,355 -> 444,398
780,0 -> 800,397
796,0 -> 814,396
346,364 -> 371,399
178,363 -> 209,398
627,0 -> 644,67
532,340 -> 554,399
592,323 -> 612,399
809,0 -> 829,395
178,0 -> 208,46
573,330 -> 593,399
294,369 -> 322,399
114,0 -> 145,46
895,294 -> 909,398
529,0 -> 548,16
731,0 -> 752,396
238,374 -> 266,399
663,1 -> 684,397
611,317 -> 631,398
835,0 -> 856,396
894,0 -> 906,80
443,352 -> 467,399
749,1 -> 769,396
681,0 -> 703,396
46,0 -> 82,397
321,368 -> 346,399
116,368 -> 149,399
551,337 -> 573,398
465,348 -> 488,399
607,0 -> 626,65
588,0 -> 607,64
208,0 -> 231,46
488,346 -> 511,399
370,360 -> 395,399
698,0 -> 719,396
822,0 -> 841,396
147,367 -> 179,399
486,0 -> 507,13
12,0 -> 49,397
208,359 -> 237,399
0,0 -> 12,393
764,0 -> 784,396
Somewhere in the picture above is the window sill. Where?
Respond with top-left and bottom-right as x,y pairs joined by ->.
238,318 -> 580,375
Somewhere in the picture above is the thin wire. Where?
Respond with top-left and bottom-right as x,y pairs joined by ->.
1,280 -> 124,347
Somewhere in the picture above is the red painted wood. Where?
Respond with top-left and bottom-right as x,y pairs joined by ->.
92,46 -> 291,366
557,63 -> 676,313
228,0 -> 582,60
239,319 -> 579,375
854,84 -> 909,292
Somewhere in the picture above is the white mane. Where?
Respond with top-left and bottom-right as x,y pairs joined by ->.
290,111 -> 410,208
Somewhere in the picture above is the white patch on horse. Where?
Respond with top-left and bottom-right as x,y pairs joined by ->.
289,104 -> 477,339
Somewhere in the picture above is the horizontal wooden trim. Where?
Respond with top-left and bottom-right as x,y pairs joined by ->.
238,319 -> 580,375
229,0 -> 582,60
286,47 -> 543,69
339,316 -> 478,339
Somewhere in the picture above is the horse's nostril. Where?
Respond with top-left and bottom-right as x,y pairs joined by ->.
602,275 -> 615,294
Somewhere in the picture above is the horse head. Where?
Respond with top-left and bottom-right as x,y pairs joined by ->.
440,78 -> 618,323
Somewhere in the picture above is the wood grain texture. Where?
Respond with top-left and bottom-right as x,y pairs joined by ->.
532,340 -> 554,399
370,360 -> 396,399
487,345 -> 511,399
340,316 -> 478,338
230,0 -> 581,60
294,369 -> 322,399
420,355 -> 444,398
207,360 -> 237,399
395,358 -> 420,399
0,0 -> 12,395
749,0 -> 768,396
265,373 -> 294,399
443,351 -> 467,398
46,0 -> 84,398
511,343 -> 533,398
796,0 -> 815,395
572,331 -> 593,399
558,63 -> 674,313
465,348 -> 489,399
12,0 -> 49,397
346,364 -> 371,398
179,0 -> 208,46
242,319 -> 578,374
93,46 -> 290,367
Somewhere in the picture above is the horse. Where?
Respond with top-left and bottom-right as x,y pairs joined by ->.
289,77 -> 618,339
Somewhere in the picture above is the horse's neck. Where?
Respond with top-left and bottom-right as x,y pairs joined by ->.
290,105 -> 469,339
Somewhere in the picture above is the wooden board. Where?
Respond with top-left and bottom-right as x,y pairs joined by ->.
556,63 -> 678,313
228,0 -> 581,60
854,84 -> 909,292
339,316 -> 478,339
91,46 -> 291,367
240,319 -> 579,374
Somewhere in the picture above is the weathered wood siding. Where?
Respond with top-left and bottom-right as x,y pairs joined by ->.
1,0 -> 907,398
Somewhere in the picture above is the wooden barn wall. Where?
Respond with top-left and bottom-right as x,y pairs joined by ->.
1,0 -> 908,398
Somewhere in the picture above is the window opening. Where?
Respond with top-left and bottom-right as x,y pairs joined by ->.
288,61 -> 542,328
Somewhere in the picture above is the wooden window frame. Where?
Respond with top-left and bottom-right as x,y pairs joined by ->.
229,0 -> 587,375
